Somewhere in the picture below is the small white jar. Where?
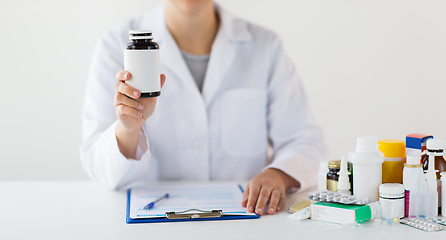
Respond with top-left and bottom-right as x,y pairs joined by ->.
379,183 -> 405,219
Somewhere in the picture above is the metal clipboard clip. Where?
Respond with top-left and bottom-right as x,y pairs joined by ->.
166,209 -> 223,220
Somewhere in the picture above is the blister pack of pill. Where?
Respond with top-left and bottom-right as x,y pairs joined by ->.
308,191 -> 370,205
430,218 -> 446,226
400,218 -> 445,232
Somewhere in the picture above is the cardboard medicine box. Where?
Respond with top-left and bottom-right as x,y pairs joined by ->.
310,202 -> 372,224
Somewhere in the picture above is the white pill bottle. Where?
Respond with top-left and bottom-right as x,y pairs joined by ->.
379,183 -> 405,219
349,136 -> 384,202
124,30 -> 161,97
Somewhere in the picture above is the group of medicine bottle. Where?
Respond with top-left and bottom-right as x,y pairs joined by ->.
319,135 -> 446,220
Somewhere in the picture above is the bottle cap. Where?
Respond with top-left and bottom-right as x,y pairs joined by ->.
129,30 -> 153,34
129,30 -> 154,40
378,139 -> 405,158
356,136 -> 379,151
406,155 -> 421,165
406,133 -> 433,150
379,183 -> 404,199
328,160 -> 340,169
338,156 -> 350,173
426,139 -> 445,151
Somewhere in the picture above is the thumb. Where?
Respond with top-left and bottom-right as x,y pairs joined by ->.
160,74 -> 166,88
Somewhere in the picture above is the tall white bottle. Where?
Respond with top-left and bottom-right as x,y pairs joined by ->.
337,156 -> 351,195
403,155 -> 424,217
317,161 -> 329,191
425,150 -> 438,218
349,136 -> 384,202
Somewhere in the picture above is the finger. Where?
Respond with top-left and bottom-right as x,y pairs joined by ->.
115,70 -> 132,81
267,190 -> 281,215
241,185 -> 249,207
114,93 -> 143,110
116,104 -> 142,119
114,81 -> 140,99
160,74 -> 166,88
246,183 -> 260,213
277,194 -> 286,212
255,187 -> 272,216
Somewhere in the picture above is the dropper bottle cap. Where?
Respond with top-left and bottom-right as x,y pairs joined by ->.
426,138 -> 445,151
425,153 -> 438,190
337,156 -> 351,194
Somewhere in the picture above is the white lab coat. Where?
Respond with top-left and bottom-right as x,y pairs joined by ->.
81,4 -> 326,190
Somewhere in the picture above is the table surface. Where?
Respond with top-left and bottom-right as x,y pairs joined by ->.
1,181 -> 445,240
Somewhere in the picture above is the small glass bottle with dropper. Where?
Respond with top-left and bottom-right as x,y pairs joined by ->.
124,30 -> 161,97
425,139 -> 446,215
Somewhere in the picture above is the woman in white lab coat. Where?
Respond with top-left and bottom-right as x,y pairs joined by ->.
81,0 -> 326,216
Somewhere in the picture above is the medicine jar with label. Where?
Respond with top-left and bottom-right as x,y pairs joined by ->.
124,30 -> 161,97
327,160 -> 340,192
379,183 -> 405,219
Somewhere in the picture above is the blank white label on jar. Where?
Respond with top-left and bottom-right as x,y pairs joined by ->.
380,197 -> 405,219
124,49 -> 160,93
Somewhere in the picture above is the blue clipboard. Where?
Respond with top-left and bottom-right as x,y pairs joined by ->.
126,184 -> 260,224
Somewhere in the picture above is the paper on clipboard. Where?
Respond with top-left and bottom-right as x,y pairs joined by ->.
130,183 -> 256,219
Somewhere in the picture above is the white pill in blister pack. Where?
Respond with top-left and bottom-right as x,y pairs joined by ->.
400,218 -> 445,232
431,218 -> 446,226
308,191 -> 370,205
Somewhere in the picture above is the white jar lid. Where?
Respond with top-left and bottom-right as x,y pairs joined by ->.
426,138 -> 445,151
379,183 -> 404,198
356,136 -> 379,151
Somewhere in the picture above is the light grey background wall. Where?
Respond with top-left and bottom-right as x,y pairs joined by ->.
0,0 -> 445,180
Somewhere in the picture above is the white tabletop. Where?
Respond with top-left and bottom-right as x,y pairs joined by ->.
1,181 -> 445,240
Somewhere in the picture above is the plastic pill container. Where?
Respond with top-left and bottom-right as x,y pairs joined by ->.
124,30 -> 161,97
378,139 -> 405,184
379,183 -> 405,219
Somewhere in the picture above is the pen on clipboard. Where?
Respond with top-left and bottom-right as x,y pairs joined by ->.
143,193 -> 170,210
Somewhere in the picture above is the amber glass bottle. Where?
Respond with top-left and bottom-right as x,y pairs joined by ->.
423,139 -> 446,179
327,160 -> 341,192
424,139 -> 446,213
124,30 -> 161,98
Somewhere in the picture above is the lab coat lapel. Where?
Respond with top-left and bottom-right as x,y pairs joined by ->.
202,6 -> 252,106
152,4 -> 252,102
202,29 -> 236,106
157,14 -> 199,95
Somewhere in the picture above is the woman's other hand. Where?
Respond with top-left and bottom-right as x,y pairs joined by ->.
241,168 -> 299,215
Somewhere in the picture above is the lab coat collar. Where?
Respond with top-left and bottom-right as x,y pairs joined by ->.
151,4 -> 253,44
202,4 -> 252,105
148,3 -> 253,105
216,4 -> 253,43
